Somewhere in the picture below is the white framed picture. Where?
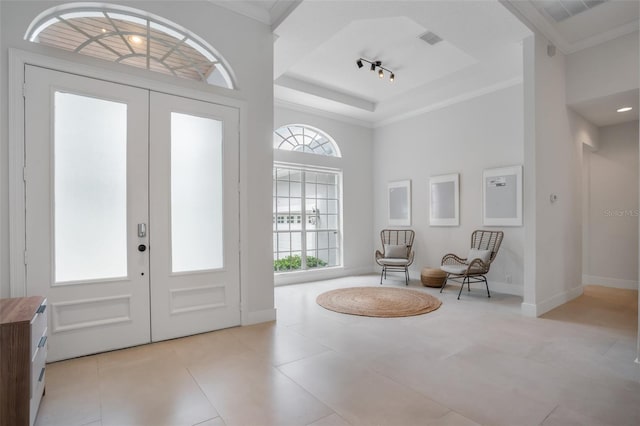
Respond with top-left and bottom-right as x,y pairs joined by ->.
388,180 -> 411,226
429,173 -> 459,226
483,165 -> 522,226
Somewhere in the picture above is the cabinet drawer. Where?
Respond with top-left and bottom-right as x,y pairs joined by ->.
31,344 -> 47,399
30,301 -> 47,358
30,368 -> 45,426
1,296 -> 47,426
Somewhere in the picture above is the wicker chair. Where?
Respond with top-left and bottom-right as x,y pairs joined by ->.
440,230 -> 503,299
375,229 -> 415,286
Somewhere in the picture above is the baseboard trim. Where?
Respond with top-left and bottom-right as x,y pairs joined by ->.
275,266 -> 373,286
488,281 -> 524,297
521,303 -> 537,317
520,285 -> 584,317
242,308 -> 277,325
582,274 -> 638,290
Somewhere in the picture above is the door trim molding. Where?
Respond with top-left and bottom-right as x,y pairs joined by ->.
9,48 -> 249,321
8,49 -> 26,298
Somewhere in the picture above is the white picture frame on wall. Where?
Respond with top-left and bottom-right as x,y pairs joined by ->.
388,180 -> 411,226
429,173 -> 459,226
483,165 -> 523,226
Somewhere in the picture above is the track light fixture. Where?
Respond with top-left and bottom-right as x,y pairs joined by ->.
357,58 -> 395,82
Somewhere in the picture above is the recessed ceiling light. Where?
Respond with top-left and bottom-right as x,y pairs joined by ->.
128,35 -> 143,44
617,107 -> 633,113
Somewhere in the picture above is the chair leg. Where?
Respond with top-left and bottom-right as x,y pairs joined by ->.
468,279 -> 471,292
457,277 -> 466,300
440,274 -> 449,293
484,276 -> 491,298
380,267 -> 384,285
405,267 -> 409,286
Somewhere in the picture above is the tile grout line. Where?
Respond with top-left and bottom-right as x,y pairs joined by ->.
185,361 -> 226,426
305,411 -> 352,426
96,356 -> 105,426
538,404 -> 560,425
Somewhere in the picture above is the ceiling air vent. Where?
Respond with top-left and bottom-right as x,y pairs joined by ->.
543,0 -> 608,23
419,31 -> 442,46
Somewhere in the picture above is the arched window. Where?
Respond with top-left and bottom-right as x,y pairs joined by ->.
273,125 -> 342,273
273,124 -> 341,157
25,4 -> 234,89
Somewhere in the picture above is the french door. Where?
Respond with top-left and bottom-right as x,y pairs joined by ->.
24,65 -> 240,361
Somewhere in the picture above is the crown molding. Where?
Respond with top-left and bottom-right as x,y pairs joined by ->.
501,0 -> 639,55
208,0 -> 302,29
208,0 -> 271,25
274,99 -> 374,129
275,75 -> 376,112
375,77 -> 523,128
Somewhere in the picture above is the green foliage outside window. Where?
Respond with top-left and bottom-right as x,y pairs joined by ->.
274,255 -> 327,271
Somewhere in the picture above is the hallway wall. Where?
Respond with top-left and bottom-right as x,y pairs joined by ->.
583,120 -> 639,289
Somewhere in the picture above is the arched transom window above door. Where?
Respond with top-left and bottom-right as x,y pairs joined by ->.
25,5 -> 235,89
274,124 -> 342,157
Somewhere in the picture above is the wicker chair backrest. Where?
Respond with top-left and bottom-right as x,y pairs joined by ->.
380,229 -> 415,253
470,230 -> 503,263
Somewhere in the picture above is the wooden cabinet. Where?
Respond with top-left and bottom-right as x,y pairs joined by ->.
0,296 -> 48,426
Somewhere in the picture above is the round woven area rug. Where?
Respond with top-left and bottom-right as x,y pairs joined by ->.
316,287 -> 442,318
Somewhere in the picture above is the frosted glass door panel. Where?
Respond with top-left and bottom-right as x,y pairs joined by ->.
149,91 -> 240,342
54,92 -> 128,283
171,112 -> 223,273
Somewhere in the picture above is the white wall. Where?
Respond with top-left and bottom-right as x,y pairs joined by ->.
566,31 -> 640,105
373,84 -> 525,295
0,1 -> 275,321
583,120 -> 639,289
274,105 -> 374,284
522,34 -> 584,316
572,111 -> 600,151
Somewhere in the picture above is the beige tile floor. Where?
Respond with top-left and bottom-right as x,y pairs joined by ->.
36,275 -> 639,426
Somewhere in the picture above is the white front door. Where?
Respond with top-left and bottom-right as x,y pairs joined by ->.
24,65 -> 240,361
148,92 -> 240,341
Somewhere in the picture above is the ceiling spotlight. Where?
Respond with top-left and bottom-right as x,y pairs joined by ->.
128,35 -> 143,45
617,106 -> 633,112
356,57 -> 395,83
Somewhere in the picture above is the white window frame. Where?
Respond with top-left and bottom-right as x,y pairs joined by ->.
24,4 -> 236,88
273,124 -> 341,157
272,124 -> 344,284
273,164 -> 343,273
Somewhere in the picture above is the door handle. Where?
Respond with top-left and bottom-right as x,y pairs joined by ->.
138,223 -> 147,238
